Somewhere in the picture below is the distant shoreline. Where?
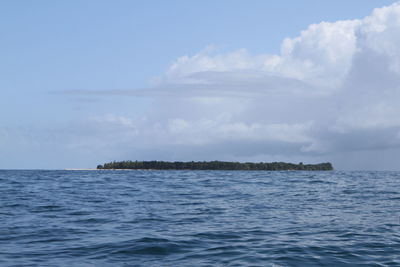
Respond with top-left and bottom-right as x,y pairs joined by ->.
64,168 -> 97,171
64,168 -> 156,171
96,161 -> 334,171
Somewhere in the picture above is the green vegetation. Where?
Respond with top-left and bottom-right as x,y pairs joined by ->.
97,161 -> 333,171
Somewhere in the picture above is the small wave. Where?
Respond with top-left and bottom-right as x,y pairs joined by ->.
2,170 -> 400,266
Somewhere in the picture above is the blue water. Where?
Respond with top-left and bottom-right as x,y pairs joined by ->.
1,170 -> 400,266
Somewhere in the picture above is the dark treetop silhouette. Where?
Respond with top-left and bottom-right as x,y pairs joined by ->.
97,161 -> 333,171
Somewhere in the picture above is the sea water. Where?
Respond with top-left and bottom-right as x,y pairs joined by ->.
1,170 -> 399,266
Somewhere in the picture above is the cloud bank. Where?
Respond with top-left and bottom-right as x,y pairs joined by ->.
5,3 -> 400,169
128,3 -> 400,168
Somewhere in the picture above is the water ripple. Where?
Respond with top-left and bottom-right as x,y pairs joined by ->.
1,170 -> 400,266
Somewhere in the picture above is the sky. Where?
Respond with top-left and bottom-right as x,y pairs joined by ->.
1,0 -> 400,170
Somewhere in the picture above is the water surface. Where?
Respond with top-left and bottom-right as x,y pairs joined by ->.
1,170 -> 399,266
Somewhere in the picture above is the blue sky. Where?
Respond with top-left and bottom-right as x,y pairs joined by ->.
1,0 -> 400,169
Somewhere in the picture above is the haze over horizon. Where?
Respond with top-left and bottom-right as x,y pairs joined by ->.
2,0 -> 400,170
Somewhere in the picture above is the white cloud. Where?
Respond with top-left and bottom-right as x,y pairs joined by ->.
89,114 -> 137,129
9,2 -> 400,169
141,2 -> 400,165
162,19 -> 361,91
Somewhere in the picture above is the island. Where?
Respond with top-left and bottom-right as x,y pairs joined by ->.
97,161 -> 333,171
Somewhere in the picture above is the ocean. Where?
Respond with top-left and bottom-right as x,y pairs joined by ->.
1,170 -> 399,266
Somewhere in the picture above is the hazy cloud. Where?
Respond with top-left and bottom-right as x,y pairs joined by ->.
35,2 -> 400,169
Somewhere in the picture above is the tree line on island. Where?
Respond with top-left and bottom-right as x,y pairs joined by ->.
97,161 -> 333,171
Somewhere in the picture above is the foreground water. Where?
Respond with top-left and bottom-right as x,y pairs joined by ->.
1,170 -> 400,266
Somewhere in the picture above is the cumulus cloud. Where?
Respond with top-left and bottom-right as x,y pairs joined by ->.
160,19 -> 361,91
141,3 -> 400,163
45,2 -> 400,169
